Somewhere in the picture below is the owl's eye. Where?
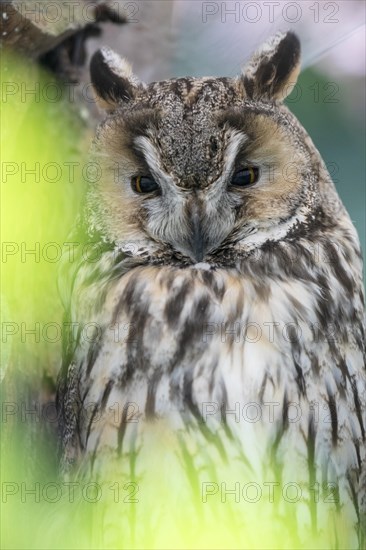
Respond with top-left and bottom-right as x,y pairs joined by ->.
231,167 -> 259,187
132,175 -> 159,194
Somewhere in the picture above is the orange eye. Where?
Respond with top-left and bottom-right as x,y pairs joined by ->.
231,167 -> 260,187
132,175 -> 159,194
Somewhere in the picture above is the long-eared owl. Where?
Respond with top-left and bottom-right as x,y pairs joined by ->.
57,32 -> 366,548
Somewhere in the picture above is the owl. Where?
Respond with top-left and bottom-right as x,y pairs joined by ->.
57,32 -> 366,548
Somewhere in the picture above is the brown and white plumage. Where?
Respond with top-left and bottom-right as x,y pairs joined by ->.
57,32 -> 366,547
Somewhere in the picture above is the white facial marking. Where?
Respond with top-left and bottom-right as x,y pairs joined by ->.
193,263 -> 212,271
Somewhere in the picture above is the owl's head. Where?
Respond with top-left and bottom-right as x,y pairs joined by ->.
88,32 -> 334,264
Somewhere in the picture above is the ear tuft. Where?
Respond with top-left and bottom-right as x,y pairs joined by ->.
242,31 -> 301,102
90,47 -> 144,112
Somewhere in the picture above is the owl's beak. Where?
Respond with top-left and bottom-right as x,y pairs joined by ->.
188,202 -> 204,262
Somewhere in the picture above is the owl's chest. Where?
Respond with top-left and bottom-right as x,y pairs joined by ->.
72,261 -> 365,479
78,263 -> 329,406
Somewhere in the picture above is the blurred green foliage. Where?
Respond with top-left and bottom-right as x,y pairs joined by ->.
1,52 -> 87,367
